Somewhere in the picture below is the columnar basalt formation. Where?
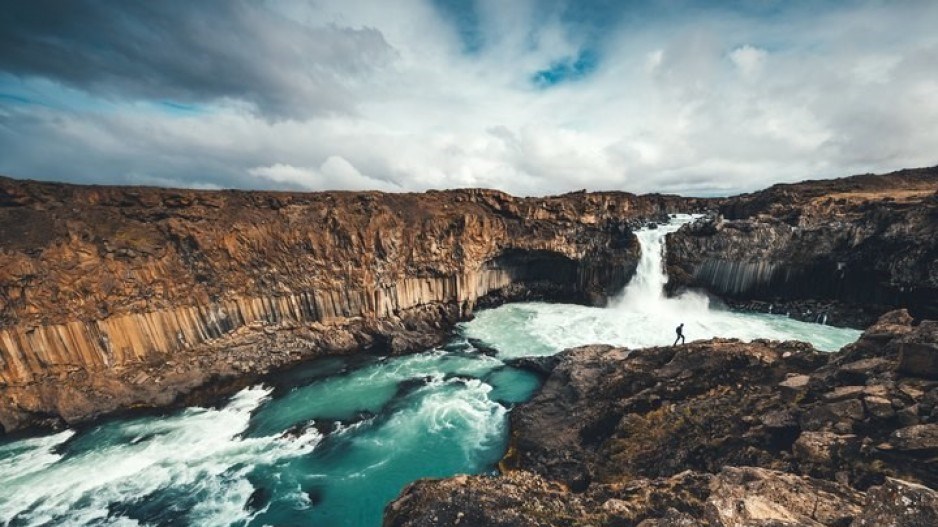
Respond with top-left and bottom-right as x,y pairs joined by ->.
385,311 -> 938,526
666,167 -> 938,326
0,176 -> 705,432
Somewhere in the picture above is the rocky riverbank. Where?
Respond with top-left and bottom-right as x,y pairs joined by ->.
385,310 -> 938,526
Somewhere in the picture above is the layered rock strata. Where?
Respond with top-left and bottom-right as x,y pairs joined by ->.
386,310 -> 938,526
0,177 -> 704,432
666,167 -> 938,326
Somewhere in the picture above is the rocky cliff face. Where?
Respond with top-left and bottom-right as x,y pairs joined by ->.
0,176 -> 705,433
666,167 -> 938,327
385,311 -> 938,526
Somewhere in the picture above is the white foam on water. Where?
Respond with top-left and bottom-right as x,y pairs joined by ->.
0,386 -> 322,526
0,429 -> 75,483
353,376 -> 507,468
464,215 -> 861,356
419,378 -> 505,457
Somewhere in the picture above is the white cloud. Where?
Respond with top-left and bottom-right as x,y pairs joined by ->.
729,45 -> 767,78
249,157 -> 402,191
2,0 -> 938,196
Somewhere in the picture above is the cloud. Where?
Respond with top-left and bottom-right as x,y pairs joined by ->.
1,0 -> 937,197
729,45 -> 767,78
249,158 -> 403,192
0,0 -> 396,117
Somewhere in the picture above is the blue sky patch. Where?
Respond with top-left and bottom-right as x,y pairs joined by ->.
0,92 -> 34,106
431,0 -> 484,53
156,100 -> 205,116
532,49 -> 599,88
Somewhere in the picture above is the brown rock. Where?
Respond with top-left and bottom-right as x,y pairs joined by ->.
851,478 -> 938,527
898,342 -> 938,380
793,431 -> 861,464
888,424 -> 938,452
826,386 -> 867,402
862,310 -> 916,341
838,358 -> 894,378
779,374 -> 811,391
864,396 -> 896,420
761,409 -> 798,430
704,466 -> 864,527
801,399 -> 866,431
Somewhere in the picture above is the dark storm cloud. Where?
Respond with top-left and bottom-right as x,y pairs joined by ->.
0,0 -> 396,117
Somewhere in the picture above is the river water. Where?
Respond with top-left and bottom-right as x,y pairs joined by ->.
0,216 -> 861,526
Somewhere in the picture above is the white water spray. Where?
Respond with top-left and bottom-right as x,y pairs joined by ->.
465,215 -> 861,354
613,215 -> 705,312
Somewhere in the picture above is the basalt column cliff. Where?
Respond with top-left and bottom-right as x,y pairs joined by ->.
667,168 -> 938,326
0,177 -> 703,433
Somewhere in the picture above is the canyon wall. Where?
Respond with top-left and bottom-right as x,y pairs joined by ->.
666,167 -> 938,326
0,177 -> 704,431
3,167 -> 933,431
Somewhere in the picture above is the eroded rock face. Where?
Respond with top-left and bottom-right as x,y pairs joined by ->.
386,310 -> 938,525
0,177 -> 708,433
666,167 -> 938,326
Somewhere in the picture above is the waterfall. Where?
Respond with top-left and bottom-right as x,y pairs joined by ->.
615,215 -> 699,311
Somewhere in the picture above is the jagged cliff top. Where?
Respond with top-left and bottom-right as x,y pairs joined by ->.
719,166 -> 938,220
2,166 -> 934,327
0,174 -> 710,328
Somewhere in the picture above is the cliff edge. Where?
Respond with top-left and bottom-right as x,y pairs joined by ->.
667,167 -> 938,326
0,176 -> 702,433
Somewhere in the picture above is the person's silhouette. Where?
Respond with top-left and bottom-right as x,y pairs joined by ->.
674,323 -> 685,346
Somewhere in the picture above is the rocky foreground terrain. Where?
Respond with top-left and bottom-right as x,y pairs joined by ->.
385,310 -> 938,526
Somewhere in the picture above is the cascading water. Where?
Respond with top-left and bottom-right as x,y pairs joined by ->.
614,215 -> 705,311
0,216 -> 862,527
467,215 -> 860,354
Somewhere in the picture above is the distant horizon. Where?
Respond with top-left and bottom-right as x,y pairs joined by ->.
4,164 -> 935,201
2,1 -> 937,196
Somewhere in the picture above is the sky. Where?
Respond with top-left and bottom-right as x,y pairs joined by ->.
0,0 -> 936,197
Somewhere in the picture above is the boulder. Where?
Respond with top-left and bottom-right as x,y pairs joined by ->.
862,310 -> 915,341
888,424 -> 938,452
851,478 -> 938,527
705,466 -> 863,527
800,399 -> 866,431
864,396 -> 896,420
898,342 -> 938,380
793,431 -> 861,464
897,321 -> 938,379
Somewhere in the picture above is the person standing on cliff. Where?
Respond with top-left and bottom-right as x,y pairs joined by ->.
674,323 -> 685,346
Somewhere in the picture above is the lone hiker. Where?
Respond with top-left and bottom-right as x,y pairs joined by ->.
674,323 -> 685,346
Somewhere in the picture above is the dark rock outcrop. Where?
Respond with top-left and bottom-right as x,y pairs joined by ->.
666,167 -> 938,326
386,310 -> 938,525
